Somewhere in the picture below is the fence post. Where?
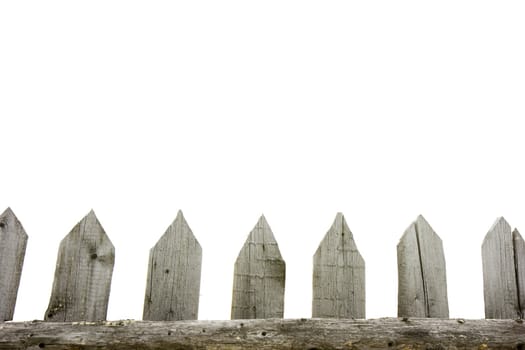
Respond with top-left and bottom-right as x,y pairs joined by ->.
312,212 -> 365,318
231,215 -> 285,319
482,217 -> 524,319
143,210 -> 202,321
45,210 -> 115,322
397,215 -> 449,318
0,208 -> 28,321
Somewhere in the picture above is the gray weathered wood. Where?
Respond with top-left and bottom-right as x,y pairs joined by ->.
397,215 -> 449,318
514,229 -> 525,318
482,217 -> 523,319
312,212 -> 365,318
143,210 -> 202,321
45,210 -> 114,322
231,215 -> 285,319
0,318 -> 524,349
0,208 -> 28,321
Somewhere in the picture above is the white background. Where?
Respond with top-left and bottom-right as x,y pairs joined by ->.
1,1 -> 524,321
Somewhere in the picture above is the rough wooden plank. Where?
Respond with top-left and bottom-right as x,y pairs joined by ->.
143,210 -> 202,321
0,318 -> 524,349
0,208 -> 28,321
415,215 -> 449,317
397,215 -> 449,317
312,212 -> 365,318
514,229 -> 525,319
231,215 -> 285,319
397,221 -> 424,317
45,210 -> 115,322
482,217 -> 521,319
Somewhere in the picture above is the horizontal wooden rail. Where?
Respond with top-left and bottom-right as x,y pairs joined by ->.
0,318 -> 524,349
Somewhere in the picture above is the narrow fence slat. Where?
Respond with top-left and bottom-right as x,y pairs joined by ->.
397,215 -> 449,318
397,221 -> 424,316
312,212 -> 365,318
416,215 -> 449,317
143,210 -> 202,321
482,217 -> 522,319
513,229 -> 525,318
45,210 -> 115,322
231,215 -> 285,319
0,208 -> 28,321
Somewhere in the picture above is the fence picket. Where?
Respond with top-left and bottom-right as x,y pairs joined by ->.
4,207 -> 525,322
0,208 -> 28,321
231,215 -> 285,319
312,213 -> 365,318
513,229 -> 525,319
45,210 -> 114,322
397,215 -> 449,317
482,217 -> 523,318
143,210 -> 202,321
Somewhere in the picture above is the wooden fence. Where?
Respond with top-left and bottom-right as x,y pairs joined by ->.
1,207 -> 525,349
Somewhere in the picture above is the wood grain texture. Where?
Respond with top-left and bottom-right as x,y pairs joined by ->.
482,217 -> 520,319
312,212 -> 365,318
231,215 -> 285,319
45,210 -> 115,322
143,210 -> 202,321
514,229 -> 525,318
0,318 -> 524,349
397,215 -> 449,318
0,208 -> 28,321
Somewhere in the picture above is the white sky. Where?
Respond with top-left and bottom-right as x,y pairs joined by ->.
1,1 -> 524,321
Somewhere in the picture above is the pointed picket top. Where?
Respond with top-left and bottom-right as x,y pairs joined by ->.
231,214 -> 285,319
397,215 -> 449,318
45,210 -> 115,322
312,213 -> 365,318
143,210 -> 202,321
482,217 -> 523,318
1,207 -> 16,219
0,208 -> 28,321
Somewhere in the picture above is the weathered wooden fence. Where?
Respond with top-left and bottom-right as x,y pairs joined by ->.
1,207 -> 525,349
0,208 -> 27,322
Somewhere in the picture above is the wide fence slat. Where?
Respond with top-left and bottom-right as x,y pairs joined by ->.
482,217 -> 524,319
312,212 -> 365,318
45,210 -> 115,322
231,215 -> 285,319
0,208 -> 28,321
397,215 -> 449,318
143,210 -> 202,321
